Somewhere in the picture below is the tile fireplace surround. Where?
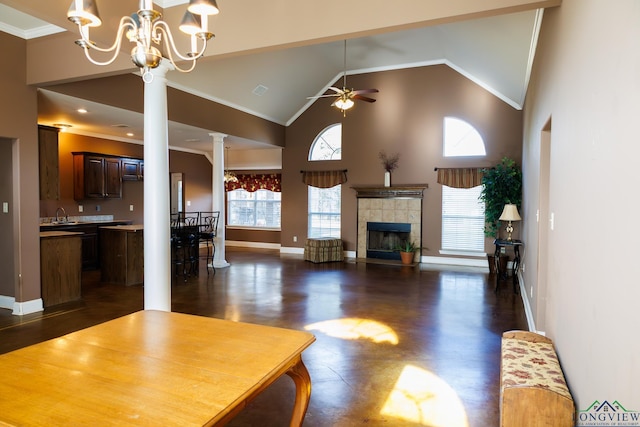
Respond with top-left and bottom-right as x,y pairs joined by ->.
353,186 -> 427,260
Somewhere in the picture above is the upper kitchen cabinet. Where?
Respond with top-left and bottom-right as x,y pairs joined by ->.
122,158 -> 144,181
73,152 -> 122,200
38,125 -> 60,200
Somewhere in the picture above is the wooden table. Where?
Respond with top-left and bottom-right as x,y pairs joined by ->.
0,310 -> 316,426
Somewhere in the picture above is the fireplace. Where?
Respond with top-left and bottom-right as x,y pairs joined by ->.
367,222 -> 411,260
353,185 -> 427,261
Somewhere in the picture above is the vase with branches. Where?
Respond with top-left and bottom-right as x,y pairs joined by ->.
378,150 -> 400,187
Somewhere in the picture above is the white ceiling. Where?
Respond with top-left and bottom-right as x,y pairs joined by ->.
0,2 -> 543,154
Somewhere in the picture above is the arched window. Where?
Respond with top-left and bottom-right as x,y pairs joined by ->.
309,124 -> 342,161
441,117 -> 486,254
443,117 -> 486,157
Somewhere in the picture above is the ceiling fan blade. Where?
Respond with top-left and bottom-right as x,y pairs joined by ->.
353,95 -> 377,103
352,88 -> 379,95
328,87 -> 345,94
306,94 -> 340,100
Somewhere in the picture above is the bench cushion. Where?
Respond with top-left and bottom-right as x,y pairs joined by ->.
501,337 -> 572,400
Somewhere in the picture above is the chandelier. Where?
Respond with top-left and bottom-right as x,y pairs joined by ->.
67,0 -> 219,81
224,146 -> 238,183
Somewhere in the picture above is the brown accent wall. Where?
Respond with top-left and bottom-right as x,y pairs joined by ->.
39,133 -> 213,225
283,64 -> 523,256
0,139 -> 14,298
0,31 -> 40,304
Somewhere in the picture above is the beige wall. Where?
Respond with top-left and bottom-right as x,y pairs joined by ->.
522,0 -> 639,410
284,64 -> 522,255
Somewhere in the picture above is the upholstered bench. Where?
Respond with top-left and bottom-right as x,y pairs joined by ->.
304,238 -> 343,263
500,331 -> 574,427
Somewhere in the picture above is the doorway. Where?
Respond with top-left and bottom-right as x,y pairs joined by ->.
536,118 -> 552,332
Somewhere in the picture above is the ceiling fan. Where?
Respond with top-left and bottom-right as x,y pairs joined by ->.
308,40 -> 379,115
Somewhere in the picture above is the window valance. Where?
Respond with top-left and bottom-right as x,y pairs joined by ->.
225,173 -> 281,192
436,168 -> 483,189
301,170 -> 348,189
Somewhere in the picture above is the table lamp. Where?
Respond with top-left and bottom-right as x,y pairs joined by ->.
499,204 -> 521,241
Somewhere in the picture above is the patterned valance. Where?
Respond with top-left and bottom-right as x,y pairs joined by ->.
301,170 -> 348,189
436,168 -> 483,189
225,173 -> 281,192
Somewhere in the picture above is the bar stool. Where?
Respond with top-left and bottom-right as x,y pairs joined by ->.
199,212 -> 220,274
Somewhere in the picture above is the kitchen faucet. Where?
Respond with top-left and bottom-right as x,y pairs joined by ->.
55,207 -> 68,223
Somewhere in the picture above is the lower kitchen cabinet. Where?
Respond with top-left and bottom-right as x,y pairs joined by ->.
40,231 -> 82,307
100,225 -> 144,286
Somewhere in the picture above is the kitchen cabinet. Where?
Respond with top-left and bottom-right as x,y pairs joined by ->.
73,152 -> 122,200
100,225 -> 144,285
40,231 -> 82,307
40,220 -> 132,270
122,158 -> 144,181
38,125 -> 60,200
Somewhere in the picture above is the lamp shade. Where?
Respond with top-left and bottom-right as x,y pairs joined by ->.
67,0 -> 102,27
179,11 -> 203,35
499,204 -> 521,222
188,0 -> 220,15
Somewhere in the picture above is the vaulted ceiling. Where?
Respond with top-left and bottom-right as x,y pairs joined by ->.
0,0 -> 560,153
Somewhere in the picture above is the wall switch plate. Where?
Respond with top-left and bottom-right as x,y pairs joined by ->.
187,200 -> 191,207
2,202 -> 8,213
96,205 -> 101,212
130,205 -> 134,211
293,236 -> 297,242
500,247 -> 506,254
78,205 -> 83,213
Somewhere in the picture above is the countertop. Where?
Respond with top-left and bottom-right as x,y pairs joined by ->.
100,224 -> 143,232
40,231 -> 84,238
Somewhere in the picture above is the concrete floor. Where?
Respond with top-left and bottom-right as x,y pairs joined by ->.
0,247 -> 527,426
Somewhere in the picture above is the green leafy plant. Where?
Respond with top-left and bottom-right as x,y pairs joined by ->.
395,240 -> 418,253
479,157 -> 522,238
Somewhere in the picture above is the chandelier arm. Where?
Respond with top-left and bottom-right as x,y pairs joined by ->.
79,22 -> 138,66
154,21 -> 208,63
77,16 -> 137,54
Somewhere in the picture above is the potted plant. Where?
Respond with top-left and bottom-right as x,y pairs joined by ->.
479,157 -> 522,273
396,240 -> 418,265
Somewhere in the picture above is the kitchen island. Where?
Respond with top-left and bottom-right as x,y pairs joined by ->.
99,225 -> 143,286
40,231 -> 82,307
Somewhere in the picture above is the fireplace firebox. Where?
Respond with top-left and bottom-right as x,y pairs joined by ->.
367,222 -> 411,260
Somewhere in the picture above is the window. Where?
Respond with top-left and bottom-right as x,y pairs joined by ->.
227,189 -> 281,228
309,124 -> 342,161
441,185 -> 485,253
308,185 -> 341,238
443,117 -> 486,157
441,117 -> 486,253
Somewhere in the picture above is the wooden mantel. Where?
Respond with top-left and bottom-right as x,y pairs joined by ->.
351,185 -> 428,199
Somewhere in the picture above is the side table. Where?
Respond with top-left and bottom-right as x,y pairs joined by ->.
493,239 -> 523,293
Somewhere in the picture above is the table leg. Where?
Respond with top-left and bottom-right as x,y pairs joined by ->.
494,245 -> 501,293
286,355 -> 312,427
512,246 -> 521,294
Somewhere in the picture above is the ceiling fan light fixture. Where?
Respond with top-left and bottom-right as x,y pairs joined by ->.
334,97 -> 354,111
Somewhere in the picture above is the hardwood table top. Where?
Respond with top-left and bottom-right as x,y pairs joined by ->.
0,310 -> 315,426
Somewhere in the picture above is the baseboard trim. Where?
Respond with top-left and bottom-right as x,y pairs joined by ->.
0,295 -> 15,310
227,240 -> 281,250
12,298 -> 44,316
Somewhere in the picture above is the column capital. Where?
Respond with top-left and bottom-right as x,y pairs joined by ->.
209,133 -> 228,144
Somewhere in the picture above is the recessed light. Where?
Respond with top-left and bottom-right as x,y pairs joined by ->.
184,138 -> 201,142
111,124 -> 130,128
77,108 -> 88,114
126,132 -> 134,137
53,123 -> 72,131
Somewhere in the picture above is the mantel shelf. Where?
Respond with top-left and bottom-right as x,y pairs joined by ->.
351,185 -> 428,199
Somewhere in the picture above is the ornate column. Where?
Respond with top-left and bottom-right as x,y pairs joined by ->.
210,133 -> 230,268
143,59 -> 174,311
